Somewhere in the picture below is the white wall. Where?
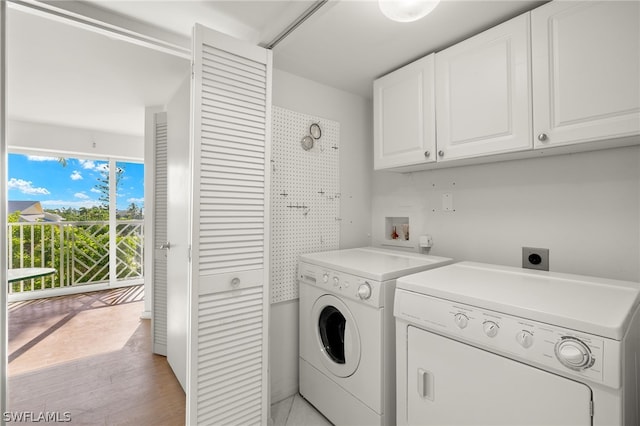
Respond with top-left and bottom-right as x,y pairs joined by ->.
269,69 -> 373,403
8,119 -> 143,160
372,145 -> 640,282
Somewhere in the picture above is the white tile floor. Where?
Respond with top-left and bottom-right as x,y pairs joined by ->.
271,394 -> 333,426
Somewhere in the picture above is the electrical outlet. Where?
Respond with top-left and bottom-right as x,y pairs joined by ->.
522,247 -> 549,271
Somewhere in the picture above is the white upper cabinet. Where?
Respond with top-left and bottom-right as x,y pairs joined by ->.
435,13 -> 532,162
373,1 -> 640,172
531,1 -> 640,149
373,54 -> 435,170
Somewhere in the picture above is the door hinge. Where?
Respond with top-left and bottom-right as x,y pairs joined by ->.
188,245 -> 192,262
589,400 -> 594,417
191,62 -> 195,79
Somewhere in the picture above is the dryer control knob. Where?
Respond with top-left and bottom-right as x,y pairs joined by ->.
454,313 -> 469,329
516,330 -> 534,348
357,283 -> 372,300
555,337 -> 594,370
483,321 -> 499,338
323,273 -> 329,283
333,276 -> 340,287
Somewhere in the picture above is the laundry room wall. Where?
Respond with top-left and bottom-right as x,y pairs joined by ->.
269,69 -> 372,402
371,145 -> 640,282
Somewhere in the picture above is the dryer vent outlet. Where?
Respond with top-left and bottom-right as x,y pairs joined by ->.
522,247 -> 549,271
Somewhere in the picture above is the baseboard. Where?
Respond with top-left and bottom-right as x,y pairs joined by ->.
153,343 -> 167,356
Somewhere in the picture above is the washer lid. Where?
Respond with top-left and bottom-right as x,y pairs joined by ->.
299,247 -> 453,281
396,261 -> 640,340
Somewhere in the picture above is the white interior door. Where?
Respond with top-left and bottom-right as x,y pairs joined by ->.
406,326 -> 593,425
187,24 -> 271,425
166,77 -> 191,391
1,0 -> 8,415
144,109 -> 169,356
153,112 -> 168,356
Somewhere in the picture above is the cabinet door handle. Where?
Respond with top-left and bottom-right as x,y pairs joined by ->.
537,133 -> 548,142
438,150 -> 445,158
417,368 -> 434,401
424,151 -> 430,158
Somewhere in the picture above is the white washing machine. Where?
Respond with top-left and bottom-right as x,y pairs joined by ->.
298,247 -> 453,426
394,261 -> 640,426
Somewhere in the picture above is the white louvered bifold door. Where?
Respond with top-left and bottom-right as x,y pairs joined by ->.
152,112 -> 168,355
1,0 -> 8,416
188,24 -> 271,426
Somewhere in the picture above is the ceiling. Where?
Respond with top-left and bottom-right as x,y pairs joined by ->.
7,6 -> 190,137
7,0 -> 546,138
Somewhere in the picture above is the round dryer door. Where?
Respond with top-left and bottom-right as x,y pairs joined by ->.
311,294 -> 361,378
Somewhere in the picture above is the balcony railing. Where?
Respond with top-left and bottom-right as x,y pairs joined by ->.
7,220 -> 144,294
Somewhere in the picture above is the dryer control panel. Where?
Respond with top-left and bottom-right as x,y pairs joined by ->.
298,262 -> 386,308
394,289 -> 622,389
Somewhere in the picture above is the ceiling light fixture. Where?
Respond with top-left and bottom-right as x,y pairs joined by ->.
378,0 -> 441,23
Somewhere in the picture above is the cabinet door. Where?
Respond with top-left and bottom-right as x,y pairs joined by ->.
435,13 -> 532,162
532,1 -> 640,148
406,327 -> 593,426
373,54 -> 435,170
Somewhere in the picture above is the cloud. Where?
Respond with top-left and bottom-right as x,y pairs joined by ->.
126,197 -> 144,204
70,171 -> 83,180
26,155 -> 58,162
74,192 -> 90,199
78,159 -> 108,171
90,188 -> 101,194
79,159 -> 96,170
7,178 -> 50,195
41,199 -> 102,209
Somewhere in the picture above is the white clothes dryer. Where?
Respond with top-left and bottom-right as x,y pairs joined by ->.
394,262 -> 640,426
298,247 -> 453,426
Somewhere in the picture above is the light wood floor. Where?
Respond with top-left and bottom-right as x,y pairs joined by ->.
7,286 -> 185,425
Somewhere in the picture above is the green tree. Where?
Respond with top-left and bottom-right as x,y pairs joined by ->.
125,202 -> 142,220
8,211 -> 21,223
96,164 -> 124,210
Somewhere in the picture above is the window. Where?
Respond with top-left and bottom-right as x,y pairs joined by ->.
7,153 -> 145,292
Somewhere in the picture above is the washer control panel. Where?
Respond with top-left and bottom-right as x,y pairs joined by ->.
298,262 -> 384,307
395,289 -> 621,389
